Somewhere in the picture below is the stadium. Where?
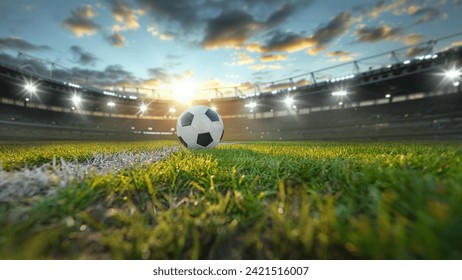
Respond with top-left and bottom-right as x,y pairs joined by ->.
1,0 -> 462,261
1,41 -> 462,141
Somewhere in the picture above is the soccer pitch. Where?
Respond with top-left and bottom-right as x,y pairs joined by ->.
0,141 -> 461,259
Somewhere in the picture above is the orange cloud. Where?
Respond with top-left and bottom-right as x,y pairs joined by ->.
355,25 -> 424,45
109,0 -> 140,30
260,54 -> 287,62
108,31 -> 125,47
63,5 -> 100,37
237,52 -> 256,65
327,51 -> 355,62
246,12 -> 353,55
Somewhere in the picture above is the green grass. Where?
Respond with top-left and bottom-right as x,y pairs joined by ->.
1,140 -> 461,259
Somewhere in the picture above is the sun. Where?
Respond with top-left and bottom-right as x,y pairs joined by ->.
172,79 -> 196,104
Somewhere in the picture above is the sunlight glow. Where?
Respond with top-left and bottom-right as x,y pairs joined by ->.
172,79 -> 195,104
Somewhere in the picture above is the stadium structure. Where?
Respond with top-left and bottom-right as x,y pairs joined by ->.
1,35 -> 461,141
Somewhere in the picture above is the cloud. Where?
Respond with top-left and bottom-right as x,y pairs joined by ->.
247,32 -> 312,53
63,5 -> 100,37
108,31 -> 125,47
249,63 -> 282,71
108,0 -> 140,30
246,11 -> 353,55
147,25 -> 159,37
147,67 -> 171,83
147,25 -> 174,41
406,46 -> 429,57
184,70 -> 193,78
355,25 -> 401,42
326,51 -> 355,62
237,52 -> 256,65
70,46 -> 99,66
409,7 -> 445,24
355,25 -> 423,45
265,2 -> 296,27
136,0 -> 309,49
402,33 -> 424,45
369,0 -> 407,18
449,40 -> 462,47
305,11 -> 354,55
260,53 -> 287,62
201,2 -> 302,49
201,10 -> 263,49
0,37 -> 51,51
135,0 -> 202,29
160,33 -> 174,41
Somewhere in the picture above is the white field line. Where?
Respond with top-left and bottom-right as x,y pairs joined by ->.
0,146 -> 181,202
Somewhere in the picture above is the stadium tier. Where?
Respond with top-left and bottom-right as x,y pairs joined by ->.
1,47 -> 461,140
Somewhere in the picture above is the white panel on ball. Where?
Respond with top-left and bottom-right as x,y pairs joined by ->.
210,121 -> 224,142
187,105 -> 208,115
191,114 -> 212,134
178,126 -> 199,148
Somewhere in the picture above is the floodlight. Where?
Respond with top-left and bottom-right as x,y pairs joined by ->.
385,94 -> 391,98
332,90 -> 347,96
72,95 -> 81,105
211,106 -> 217,111
285,96 -> 294,107
140,104 -> 148,113
107,101 -> 116,107
169,107 -> 177,113
338,101 -> 343,106
245,102 -> 257,109
24,82 -> 37,94
454,81 -> 460,87
444,69 -> 461,80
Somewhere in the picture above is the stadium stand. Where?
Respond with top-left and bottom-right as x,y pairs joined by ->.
0,45 -> 461,141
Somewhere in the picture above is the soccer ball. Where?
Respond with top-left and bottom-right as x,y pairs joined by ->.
176,105 -> 224,148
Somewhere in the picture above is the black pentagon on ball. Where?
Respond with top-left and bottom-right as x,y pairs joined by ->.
178,136 -> 188,148
197,132 -> 213,147
180,112 -> 194,127
205,109 -> 220,122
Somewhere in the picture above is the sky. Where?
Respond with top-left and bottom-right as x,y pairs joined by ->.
0,0 -> 461,100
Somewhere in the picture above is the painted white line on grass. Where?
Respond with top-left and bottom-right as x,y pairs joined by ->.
0,146 -> 181,202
